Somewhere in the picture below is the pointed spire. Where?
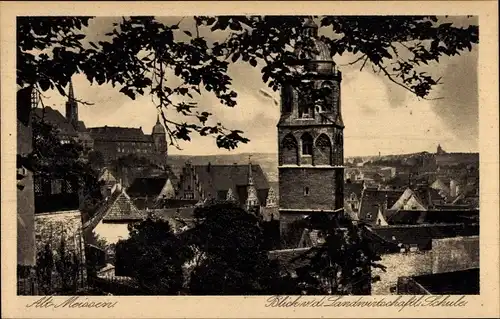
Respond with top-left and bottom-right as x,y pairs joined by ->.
245,155 -> 259,211
248,155 -> 254,186
156,113 -> 160,124
266,187 -> 277,208
68,79 -> 75,101
226,188 -> 236,202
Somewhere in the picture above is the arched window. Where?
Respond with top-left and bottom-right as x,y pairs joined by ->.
298,86 -> 314,118
314,133 -> 332,165
319,81 -> 334,112
304,187 -> 310,196
301,133 -> 313,156
281,134 -> 298,165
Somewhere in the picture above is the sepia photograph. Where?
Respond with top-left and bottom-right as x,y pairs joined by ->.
2,2 -> 499,318
14,13 -> 482,296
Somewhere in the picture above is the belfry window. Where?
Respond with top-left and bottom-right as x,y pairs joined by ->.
301,133 -> 313,155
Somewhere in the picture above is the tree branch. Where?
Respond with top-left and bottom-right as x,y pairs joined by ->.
339,54 -> 367,67
376,63 -> 443,100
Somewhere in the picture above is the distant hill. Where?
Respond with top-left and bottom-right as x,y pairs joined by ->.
167,151 -> 479,182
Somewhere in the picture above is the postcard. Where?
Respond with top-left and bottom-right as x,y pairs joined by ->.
1,1 -> 499,318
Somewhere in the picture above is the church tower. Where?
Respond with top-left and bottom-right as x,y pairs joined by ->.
278,18 -> 344,227
65,80 -> 78,128
152,114 -> 168,164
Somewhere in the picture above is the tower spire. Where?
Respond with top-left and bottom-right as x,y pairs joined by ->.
65,78 -> 78,128
156,113 -> 160,124
68,79 -> 75,101
245,155 -> 258,211
248,155 -> 254,186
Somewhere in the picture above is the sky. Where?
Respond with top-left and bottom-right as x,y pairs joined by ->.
41,16 -> 479,156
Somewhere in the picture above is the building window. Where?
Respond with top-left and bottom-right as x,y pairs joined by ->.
304,187 -> 310,196
301,133 -> 313,156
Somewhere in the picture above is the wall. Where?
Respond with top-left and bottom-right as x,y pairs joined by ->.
94,222 -> 131,245
431,236 -> 479,273
279,168 -> 338,211
372,250 -> 433,295
17,119 -> 36,266
372,235 -> 480,295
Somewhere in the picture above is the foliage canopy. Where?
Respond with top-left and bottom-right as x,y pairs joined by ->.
18,16 -> 478,149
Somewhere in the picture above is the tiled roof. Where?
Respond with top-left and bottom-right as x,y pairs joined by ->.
84,187 -> 144,229
194,164 -> 270,205
88,126 -> 152,142
390,188 -> 427,211
358,189 -> 404,223
76,120 -> 87,132
32,107 -> 78,137
99,168 -> 117,183
127,177 -> 169,198
103,191 -> 144,221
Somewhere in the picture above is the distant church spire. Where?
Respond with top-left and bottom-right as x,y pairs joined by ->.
247,155 -> 254,186
156,113 -> 160,124
68,79 -> 75,101
246,156 -> 259,211
65,78 -> 78,128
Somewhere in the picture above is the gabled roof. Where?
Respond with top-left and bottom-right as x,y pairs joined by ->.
127,177 -> 170,198
88,126 -> 152,142
390,188 -> 427,211
194,164 -> 270,205
99,167 -> 117,183
32,107 -> 78,137
358,189 -> 404,223
83,187 -> 144,230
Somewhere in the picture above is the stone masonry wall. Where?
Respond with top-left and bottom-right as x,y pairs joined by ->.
372,250 -> 433,295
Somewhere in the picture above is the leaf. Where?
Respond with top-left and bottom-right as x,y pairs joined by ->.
231,52 -> 240,63
184,30 -> 192,37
